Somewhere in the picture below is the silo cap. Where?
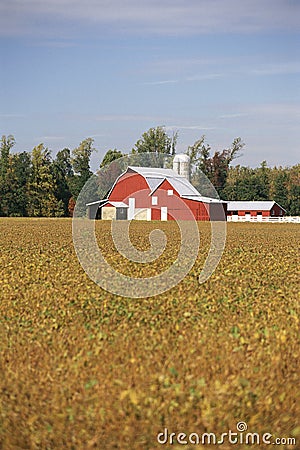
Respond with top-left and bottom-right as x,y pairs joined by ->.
173,154 -> 190,162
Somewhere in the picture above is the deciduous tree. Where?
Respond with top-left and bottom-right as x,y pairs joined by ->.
100,149 -> 124,168
28,144 -> 64,217
132,126 -> 177,155
0,135 -> 16,215
187,136 -> 244,197
70,138 -> 95,199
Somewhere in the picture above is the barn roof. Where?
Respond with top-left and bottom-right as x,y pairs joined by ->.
227,201 -> 286,211
127,166 -> 220,200
86,199 -> 107,206
145,177 -> 165,192
164,176 -> 201,197
128,166 -> 177,178
183,195 -> 226,204
104,201 -> 128,208
86,200 -> 128,208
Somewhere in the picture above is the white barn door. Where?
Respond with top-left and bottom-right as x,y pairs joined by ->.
128,198 -> 135,220
161,207 -> 168,221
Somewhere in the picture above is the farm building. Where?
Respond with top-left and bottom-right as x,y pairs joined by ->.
87,155 -> 227,221
227,201 -> 286,221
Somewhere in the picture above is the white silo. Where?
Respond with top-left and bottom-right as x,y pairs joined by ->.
173,154 -> 190,180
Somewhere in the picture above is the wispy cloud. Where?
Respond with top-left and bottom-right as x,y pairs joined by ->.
89,133 -> 106,138
141,54 -> 300,88
1,0 -> 299,38
142,79 -> 179,86
251,62 -> 300,76
247,103 -> 300,117
142,74 -> 224,86
0,113 -> 26,118
186,74 -> 223,82
30,39 -> 77,48
90,114 -> 169,122
166,125 -> 217,131
35,136 -> 65,141
219,113 -> 248,119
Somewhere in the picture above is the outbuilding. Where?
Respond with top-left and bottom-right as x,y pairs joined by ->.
227,201 -> 286,221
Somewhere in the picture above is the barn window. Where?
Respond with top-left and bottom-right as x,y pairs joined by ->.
279,209 -> 283,216
271,210 -> 275,216
152,196 -> 158,205
167,189 -> 173,196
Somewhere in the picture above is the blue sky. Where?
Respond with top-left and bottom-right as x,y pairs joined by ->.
0,0 -> 299,171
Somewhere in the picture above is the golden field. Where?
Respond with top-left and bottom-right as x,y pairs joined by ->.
0,218 -> 299,450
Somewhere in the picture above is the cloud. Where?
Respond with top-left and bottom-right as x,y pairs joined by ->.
141,56 -> 300,86
0,113 -> 25,118
247,103 -> 300,118
218,103 -> 300,120
186,74 -> 223,81
219,113 -> 248,119
35,136 -> 65,141
166,125 -> 217,131
1,0 -> 299,38
142,79 -> 179,86
89,134 -> 106,138
251,62 -> 300,76
89,114 -> 170,122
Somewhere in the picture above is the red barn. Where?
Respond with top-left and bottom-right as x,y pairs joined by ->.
87,163 -> 227,221
227,201 -> 286,221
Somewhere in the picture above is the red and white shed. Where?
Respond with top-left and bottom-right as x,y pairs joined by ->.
227,201 -> 286,221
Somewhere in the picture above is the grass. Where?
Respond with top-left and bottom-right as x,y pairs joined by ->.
0,218 -> 299,449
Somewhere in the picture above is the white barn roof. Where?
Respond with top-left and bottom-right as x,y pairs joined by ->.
183,195 -> 226,204
127,166 -> 222,201
128,166 -> 177,178
227,201 -> 285,211
164,176 -> 201,197
105,201 -> 128,208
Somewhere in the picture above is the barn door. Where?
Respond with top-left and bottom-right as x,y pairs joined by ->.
116,207 -> 128,220
161,207 -> 168,221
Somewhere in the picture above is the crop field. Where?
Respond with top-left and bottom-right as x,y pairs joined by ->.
0,218 -> 299,450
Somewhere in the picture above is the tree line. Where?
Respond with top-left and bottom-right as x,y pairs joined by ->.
0,127 -> 299,217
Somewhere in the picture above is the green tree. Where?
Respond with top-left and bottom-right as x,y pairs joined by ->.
187,136 -> 244,197
287,164 -> 300,215
70,138 -> 95,199
254,161 -> 270,200
0,135 -> 16,215
224,162 -> 300,215
132,126 -> 177,155
224,164 -> 269,201
28,144 -> 64,217
288,184 -> 300,215
0,135 -> 15,176
272,170 -> 288,210
5,152 -> 31,216
100,149 -> 124,168
52,148 -> 73,216
186,135 -> 209,167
